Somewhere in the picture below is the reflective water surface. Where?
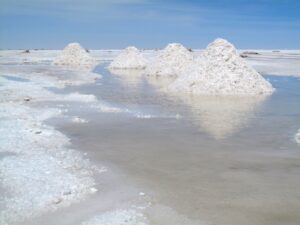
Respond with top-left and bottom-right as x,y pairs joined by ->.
39,64 -> 300,225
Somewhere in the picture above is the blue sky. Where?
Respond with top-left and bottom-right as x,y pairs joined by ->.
0,0 -> 299,49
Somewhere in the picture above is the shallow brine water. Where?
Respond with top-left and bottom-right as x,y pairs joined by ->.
41,64 -> 300,225
2,62 -> 299,225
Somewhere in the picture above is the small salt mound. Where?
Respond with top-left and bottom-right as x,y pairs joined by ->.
145,43 -> 194,77
169,38 -> 274,95
52,43 -> 96,70
108,46 -> 147,69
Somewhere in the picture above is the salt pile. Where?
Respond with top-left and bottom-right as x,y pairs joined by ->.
108,46 -> 147,69
168,38 -> 274,95
145,43 -> 194,77
52,43 -> 96,70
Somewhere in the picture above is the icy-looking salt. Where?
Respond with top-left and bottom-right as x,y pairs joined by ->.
169,38 -> 274,95
108,46 -> 147,69
52,43 -> 96,70
145,43 -> 194,77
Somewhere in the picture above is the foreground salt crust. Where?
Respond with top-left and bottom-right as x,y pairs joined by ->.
81,209 -> 148,225
80,204 -> 202,225
169,39 -> 274,96
0,72 -> 104,224
0,104 -> 100,225
145,43 -> 194,77
53,43 -> 97,70
108,46 -> 147,69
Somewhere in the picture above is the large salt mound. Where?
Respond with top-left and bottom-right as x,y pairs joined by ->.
108,46 -> 147,69
145,43 -> 194,77
52,43 -> 96,70
169,38 -> 274,95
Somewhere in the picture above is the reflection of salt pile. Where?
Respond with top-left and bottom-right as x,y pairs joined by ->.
145,75 -> 177,89
53,43 -> 96,70
109,68 -> 144,87
169,39 -> 274,95
146,43 -> 194,77
109,46 -> 147,69
178,95 -> 268,139
295,129 -> 300,144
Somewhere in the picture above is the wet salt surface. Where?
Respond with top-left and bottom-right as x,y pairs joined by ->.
50,64 -> 300,225
1,60 -> 300,225
1,75 -> 30,82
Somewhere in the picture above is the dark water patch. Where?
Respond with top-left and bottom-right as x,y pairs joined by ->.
1,75 -> 30,82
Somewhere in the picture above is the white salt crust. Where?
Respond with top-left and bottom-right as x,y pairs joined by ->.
80,204 -> 203,225
0,71 -> 105,224
145,43 -> 194,77
52,43 -> 97,70
81,209 -> 148,225
0,76 -> 97,104
0,65 -> 101,88
109,46 -> 147,69
0,103 -> 101,225
168,39 -> 274,96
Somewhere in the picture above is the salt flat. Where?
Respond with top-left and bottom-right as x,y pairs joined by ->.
0,50 -> 300,225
